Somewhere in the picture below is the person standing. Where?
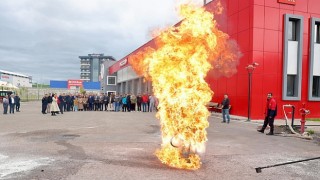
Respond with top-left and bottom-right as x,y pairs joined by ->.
62,93 -> 67,111
118,94 -> 123,111
50,94 -> 60,116
110,93 -> 115,111
142,93 -> 149,112
122,94 -> 127,112
136,93 -> 142,112
41,94 -> 49,114
78,95 -> 84,111
58,94 -> 65,113
57,94 -> 64,114
126,94 -> 131,112
99,94 -> 104,111
114,94 -> 120,112
83,95 -> 88,111
110,92 -> 116,111
257,93 -> 277,135
47,93 -> 53,113
14,94 -> 21,112
221,94 -> 230,123
2,95 -> 9,114
149,94 -> 155,112
9,94 -> 15,114
103,93 -> 109,111
70,94 -> 75,111
73,97 -> 79,111
94,94 -> 99,111
130,94 -> 137,112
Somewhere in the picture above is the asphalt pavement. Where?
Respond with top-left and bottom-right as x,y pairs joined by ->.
0,101 -> 319,180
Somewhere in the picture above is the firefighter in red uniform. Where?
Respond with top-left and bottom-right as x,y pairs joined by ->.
257,93 -> 277,135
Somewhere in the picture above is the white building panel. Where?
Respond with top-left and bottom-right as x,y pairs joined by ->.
117,69 -> 124,83
287,41 -> 298,75
313,43 -> 320,76
12,76 -> 32,88
127,66 -> 139,80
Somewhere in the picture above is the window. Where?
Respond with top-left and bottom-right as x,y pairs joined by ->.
312,76 -> 320,97
92,59 -> 99,82
288,19 -> 297,41
287,75 -> 296,96
107,76 -> 116,85
283,14 -> 303,101
309,18 -> 320,101
316,23 -> 320,43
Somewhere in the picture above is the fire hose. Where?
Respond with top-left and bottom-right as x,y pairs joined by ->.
282,105 -> 312,140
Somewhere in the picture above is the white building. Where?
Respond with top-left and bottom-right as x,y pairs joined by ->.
0,70 -> 32,88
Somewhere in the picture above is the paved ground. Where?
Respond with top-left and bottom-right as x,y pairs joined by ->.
0,102 -> 320,180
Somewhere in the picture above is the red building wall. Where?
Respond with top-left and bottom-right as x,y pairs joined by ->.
109,0 -> 320,119
208,0 -> 320,119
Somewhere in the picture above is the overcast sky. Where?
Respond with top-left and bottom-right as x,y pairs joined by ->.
0,0 -> 208,84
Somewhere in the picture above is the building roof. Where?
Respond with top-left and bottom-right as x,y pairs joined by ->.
108,1 -> 216,74
79,54 -> 116,60
0,70 -> 31,78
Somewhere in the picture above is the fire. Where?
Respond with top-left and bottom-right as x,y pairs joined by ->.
130,3 -> 240,170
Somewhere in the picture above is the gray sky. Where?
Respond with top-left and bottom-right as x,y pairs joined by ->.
0,0 -> 206,84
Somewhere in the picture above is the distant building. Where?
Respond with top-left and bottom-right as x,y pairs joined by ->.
79,54 -> 116,82
0,70 -> 32,88
100,60 -> 117,95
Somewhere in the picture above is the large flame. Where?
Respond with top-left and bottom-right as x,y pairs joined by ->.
130,3 -> 240,170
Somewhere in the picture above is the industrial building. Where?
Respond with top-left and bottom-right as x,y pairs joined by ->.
0,70 -> 32,88
79,54 -> 116,82
107,0 -> 320,119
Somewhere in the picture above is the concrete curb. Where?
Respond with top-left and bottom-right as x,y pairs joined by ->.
210,112 -> 320,134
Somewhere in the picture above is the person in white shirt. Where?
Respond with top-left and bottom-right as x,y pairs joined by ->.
9,94 -> 15,114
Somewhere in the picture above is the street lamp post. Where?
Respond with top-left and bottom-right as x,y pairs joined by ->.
246,62 -> 259,122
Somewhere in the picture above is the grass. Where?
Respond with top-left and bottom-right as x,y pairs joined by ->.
306,118 -> 320,122
307,130 -> 315,135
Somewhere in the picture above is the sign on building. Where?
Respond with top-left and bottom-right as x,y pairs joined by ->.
67,80 -> 83,90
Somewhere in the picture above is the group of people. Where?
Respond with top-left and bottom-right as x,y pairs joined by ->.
3,91 -> 277,136
41,92 -> 159,116
2,94 -> 21,114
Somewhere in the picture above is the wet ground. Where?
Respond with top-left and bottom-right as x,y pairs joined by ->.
0,102 -> 319,180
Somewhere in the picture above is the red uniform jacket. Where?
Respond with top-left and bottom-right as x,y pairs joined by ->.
265,98 -> 277,117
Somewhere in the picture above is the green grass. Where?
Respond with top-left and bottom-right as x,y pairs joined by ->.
306,118 -> 320,122
307,130 -> 315,135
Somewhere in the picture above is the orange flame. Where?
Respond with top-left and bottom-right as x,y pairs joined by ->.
130,4 -> 240,170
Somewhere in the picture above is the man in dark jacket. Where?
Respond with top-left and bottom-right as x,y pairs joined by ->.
137,94 -> 142,112
126,94 -> 131,112
66,94 -> 71,111
257,93 -> 277,135
58,94 -> 65,114
104,94 -> 109,111
42,94 -> 49,114
14,94 -> 21,112
221,94 -> 230,123
88,94 -> 94,111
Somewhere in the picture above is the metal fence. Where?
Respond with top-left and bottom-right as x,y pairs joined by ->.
17,88 -> 100,101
